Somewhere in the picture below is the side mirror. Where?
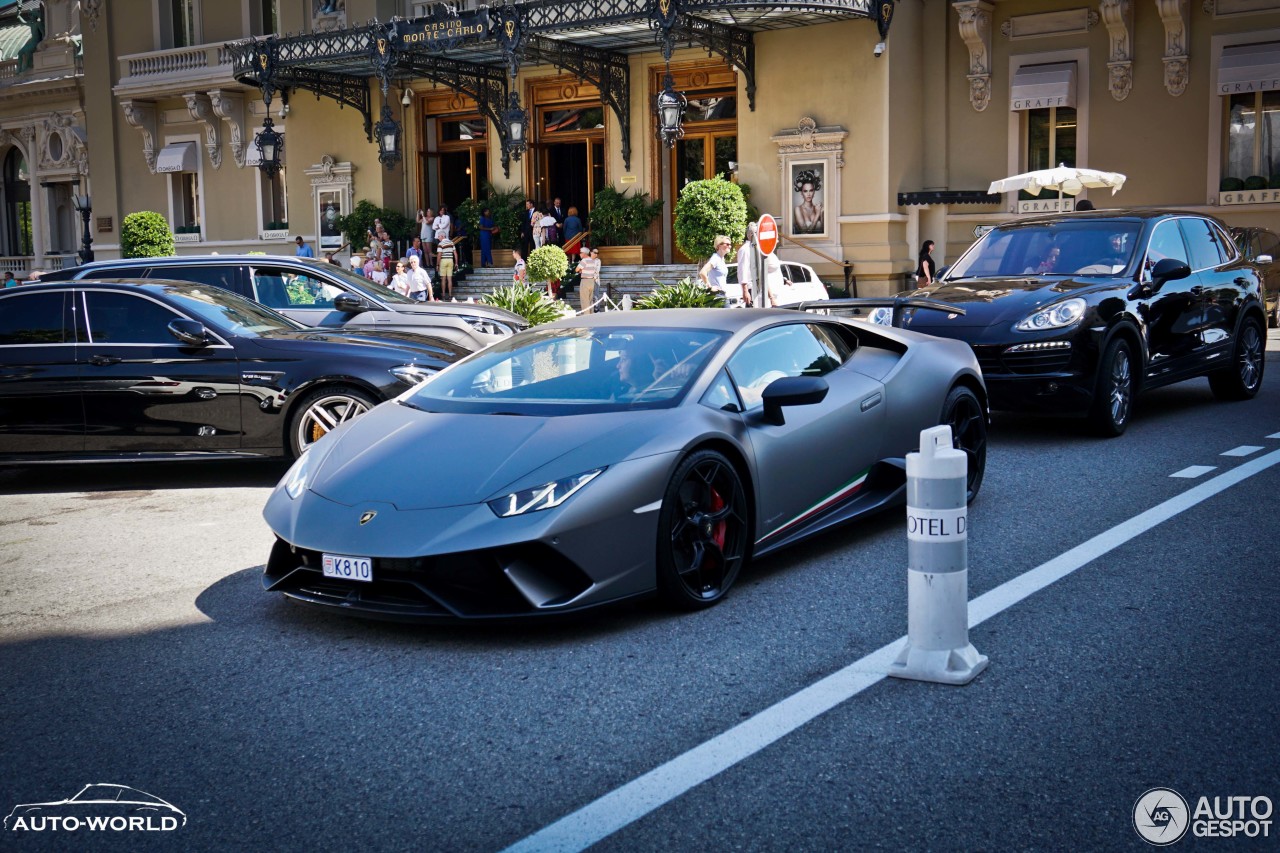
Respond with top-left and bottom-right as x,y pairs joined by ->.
762,375 -> 829,426
168,318 -> 210,347
333,292 -> 367,313
1130,257 -> 1191,299
1256,253 -> 1273,265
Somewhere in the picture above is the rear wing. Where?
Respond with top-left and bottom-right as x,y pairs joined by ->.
782,297 -> 966,327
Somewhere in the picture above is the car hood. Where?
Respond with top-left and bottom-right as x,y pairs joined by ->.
391,301 -> 526,326
902,276 -> 1121,328
306,401 -> 678,510
251,328 -> 471,362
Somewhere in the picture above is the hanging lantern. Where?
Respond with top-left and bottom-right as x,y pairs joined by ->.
503,92 -> 528,162
254,116 -> 283,178
655,73 -> 686,148
375,103 -> 402,170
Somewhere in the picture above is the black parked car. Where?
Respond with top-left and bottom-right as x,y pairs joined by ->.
41,255 -> 526,350
0,280 -> 471,462
874,210 -> 1267,435
1231,226 -> 1280,327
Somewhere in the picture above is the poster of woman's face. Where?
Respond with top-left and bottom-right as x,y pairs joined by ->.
790,163 -> 825,236
319,192 -> 342,248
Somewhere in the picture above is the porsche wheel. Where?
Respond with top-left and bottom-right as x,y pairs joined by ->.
941,386 -> 987,503
1208,316 -> 1264,401
1088,337 -> 1134,437
288,385 -> 379,457
656,450 -> 750,610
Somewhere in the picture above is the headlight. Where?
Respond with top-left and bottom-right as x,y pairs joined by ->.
488,468 -> 605,518
281,452 -> 312,500
868,306 -> 893,326
391,364 -> 438,386
461,315 -> 513,336
1015,297 -> 1086,332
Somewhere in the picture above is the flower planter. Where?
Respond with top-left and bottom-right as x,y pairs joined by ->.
597,245 -> 657,265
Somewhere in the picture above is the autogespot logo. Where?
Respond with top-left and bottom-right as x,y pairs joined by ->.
1134,788 -> 1190,845
5,784 -> 185,833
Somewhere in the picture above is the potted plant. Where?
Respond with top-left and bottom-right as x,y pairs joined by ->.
588,184 -> 664,265
526,244 -> 570,299
634,276 -> 725,309
121,211 -> 174,258
673,177 -> 747,262
457,183 -> 527,267
480,281 -> 569,327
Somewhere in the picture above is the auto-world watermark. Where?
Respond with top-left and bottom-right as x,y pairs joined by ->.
1133,787 -> 1272,845
5,784 -> 185,833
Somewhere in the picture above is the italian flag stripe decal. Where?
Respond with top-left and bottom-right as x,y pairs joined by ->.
757,468 -> 871,545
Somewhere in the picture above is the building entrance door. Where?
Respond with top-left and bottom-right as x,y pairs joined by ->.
536,140 -> 604,220
528,78 -> 606,223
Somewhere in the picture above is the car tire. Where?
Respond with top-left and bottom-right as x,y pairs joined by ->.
1208,316 -> 1265,401
1088,337 -> 1135,437
656,449 -> 750,610
287,384 -> 380,458
941,385 -> 987,504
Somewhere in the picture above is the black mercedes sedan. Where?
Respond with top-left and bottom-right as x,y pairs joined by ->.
0,280 -> 471,462
880,210 -> 1267,435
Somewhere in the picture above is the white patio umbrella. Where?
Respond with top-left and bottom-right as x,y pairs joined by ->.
988,163 -> 1126,200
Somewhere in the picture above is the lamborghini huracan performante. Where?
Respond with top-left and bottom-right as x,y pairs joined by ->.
262,308 -> 987,621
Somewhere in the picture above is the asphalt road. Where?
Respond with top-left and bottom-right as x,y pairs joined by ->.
2,356 -> 1279,851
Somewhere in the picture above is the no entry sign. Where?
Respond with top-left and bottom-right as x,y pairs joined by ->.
757,213 -> 778,256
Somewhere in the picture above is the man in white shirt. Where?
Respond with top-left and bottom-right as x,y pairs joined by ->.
432,207 -> 452,244
406,254 -> 433,302
734,222 -> 757,307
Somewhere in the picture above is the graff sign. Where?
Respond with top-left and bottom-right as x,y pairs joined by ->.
392,11 -> 490,50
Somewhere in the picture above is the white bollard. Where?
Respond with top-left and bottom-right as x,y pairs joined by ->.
888,425 -> 988,685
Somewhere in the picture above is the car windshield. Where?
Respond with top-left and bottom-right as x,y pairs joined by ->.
405,326 -> 729,415
156,285 -> 302,336
301,260 -> 418,305
945,220 -> 1144,280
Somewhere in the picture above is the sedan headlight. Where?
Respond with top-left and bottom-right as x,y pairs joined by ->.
1015,297 -> 1086,332
281,452 -> 312,500
488,468 -> 605,518
868,306 -> 893,326
461,315 -> 513,336
391,364 -> 438,386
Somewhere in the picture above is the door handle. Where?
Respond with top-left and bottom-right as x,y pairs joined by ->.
88,355 -> 121,366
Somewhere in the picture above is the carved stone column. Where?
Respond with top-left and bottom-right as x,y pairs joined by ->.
184,92 -> 221,170
1100,0 -> 1133,101
1154,0 -> 1189,96
208,90 -> 247,168
955,1 -> 995,112
120,100 -> 158,173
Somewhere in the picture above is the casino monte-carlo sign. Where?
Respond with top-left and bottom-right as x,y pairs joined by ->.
392,10 -> 490,50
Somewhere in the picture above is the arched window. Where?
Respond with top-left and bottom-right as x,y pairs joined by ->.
3,148 -> 33,257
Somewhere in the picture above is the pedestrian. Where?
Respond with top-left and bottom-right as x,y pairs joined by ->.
550,196 -> 567,245
406,254 -> 433,302
763,252 -> 785,306
916,240 -> 938,286
369,257 -> 388,286
698,235 -> 736,306
433,205 -> 452,245
389,259 -> 410,296
563,206 -> 584,260
519,199 -> 535,259
735,222 -> 758,307
420,207 -> 436,267
294,236 -> 314,258
575,246 -> 601,314
437,233 -> 456,300
3,271 -> 14,287
531,206 -> 546,250
478,207 -> 496,268
511,247 -> 526,286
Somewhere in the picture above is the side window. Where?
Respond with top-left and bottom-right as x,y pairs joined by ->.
253,269 -> 342,309
1180,219 -> 1227,271
91,265 -> 152,280
1144,220 -> 1190,275
84,292 -> 181,344
0,292 -> 66,344
786,264 -> 810,283
725,324 -> 839,410
810,324 -> 855,365
1258,231 -> 1280,259
157,264 -> 240,295
700,369 -> 743,413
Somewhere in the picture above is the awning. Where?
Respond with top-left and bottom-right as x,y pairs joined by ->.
155,142 -> 198,174
1010,62 -> 1077,111
1218,42 -> 1280,95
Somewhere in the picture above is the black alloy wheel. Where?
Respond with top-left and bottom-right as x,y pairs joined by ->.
1209,316 -> 1265,401
941,385 -> 987,503
656,449 -> 750,610
288,385 -> 380,457
1088,337 -> 1134,437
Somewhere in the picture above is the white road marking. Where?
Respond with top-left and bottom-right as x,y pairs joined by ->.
1170,466 -> 1216,479
502,446 -> 1280,853
1268,432 -> 1280,440
1222,445 -> 1264,457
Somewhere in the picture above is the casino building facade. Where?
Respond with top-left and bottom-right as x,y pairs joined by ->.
4,0 -> 1278,290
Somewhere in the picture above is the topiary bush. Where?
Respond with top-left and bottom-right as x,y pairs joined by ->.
526,244 -> 569,284
1244,175 -> 1269,191
674,176 -> 747,261
634,277 -> 726,309
120,211 -> 174,258
1220,177 -> 1245,192
480,282 -> 570,326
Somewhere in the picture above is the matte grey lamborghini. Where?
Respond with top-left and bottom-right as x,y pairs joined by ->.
262,308 -> 987,620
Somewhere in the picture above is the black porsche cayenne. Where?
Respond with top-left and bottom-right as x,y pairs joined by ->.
0,280 -> 471,462
883,210 -> 1267,435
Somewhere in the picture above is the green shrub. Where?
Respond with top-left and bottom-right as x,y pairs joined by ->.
120,211 -> 174,258
526,244 -> 569,284
1244,175 -> 1268,191
480,282 -> 569,326
634,277 -> 725,310
673,177 -> 747,261
1220,177 -> 1245,192
458,182 -> 526,250
588,185 -> 664,246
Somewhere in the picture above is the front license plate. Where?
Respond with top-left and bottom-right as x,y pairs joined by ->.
322,553 -> 373,583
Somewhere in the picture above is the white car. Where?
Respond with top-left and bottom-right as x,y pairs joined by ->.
726,260 -> 830,307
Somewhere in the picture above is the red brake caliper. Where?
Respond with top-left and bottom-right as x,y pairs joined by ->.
709,488 -> 726,549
